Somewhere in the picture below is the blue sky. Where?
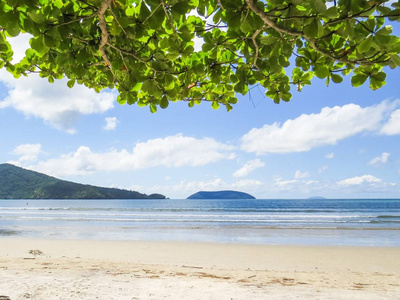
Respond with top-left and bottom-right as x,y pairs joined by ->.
0,31 -> 399,199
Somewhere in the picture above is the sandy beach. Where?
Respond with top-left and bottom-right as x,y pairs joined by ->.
0,238 -> 399,299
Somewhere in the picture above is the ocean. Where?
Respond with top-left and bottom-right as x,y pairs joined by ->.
1,198 -> 400,246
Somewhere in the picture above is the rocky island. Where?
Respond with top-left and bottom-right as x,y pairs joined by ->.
187,190 -> 255,200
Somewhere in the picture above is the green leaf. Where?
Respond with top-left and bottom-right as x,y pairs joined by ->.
372,71 -> 386,82
150,103 -> 157,113
160,96 -> 169,109
314,65 -> 329,78
67,79 -> 75,88
30,36 -> 48,54
304,19 -> 320,38
211,101 -> 219,109
260,35 -> 278,46
171,2 -> 190,15
321,6 -> 339,18
331,74 -> 343,84
240,19 -> 253,33
138,2 -> 151,21
44,34 -> 57,48
27,11 -> 46,24
358,36 -> 373,53
310,0 -> 326,13
390,54 -> 400,66
351,74 -> 368,87
125,6 -> 134,16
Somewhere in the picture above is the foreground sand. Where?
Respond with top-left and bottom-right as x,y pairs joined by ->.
0,238 -> 399,299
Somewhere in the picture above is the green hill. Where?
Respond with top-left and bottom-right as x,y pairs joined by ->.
0,163 -> 165,199
187,190 -> 255,200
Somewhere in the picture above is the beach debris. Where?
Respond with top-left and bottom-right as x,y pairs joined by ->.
29,249 -> 44,257
182,265 -> 203,269
0,296 -> 11,300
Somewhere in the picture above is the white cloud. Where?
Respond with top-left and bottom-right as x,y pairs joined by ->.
7,34 -> 31,63
0,35 -> 115,133
338,175 -> 382,185
274,178 -> 298,187
381,109 -> 400,135
233,159 -> 265,177
319,165 -> 328,173
232,179 -> 263,188
241,101 -> 393,154
326,152 -> 334,159
143,178 -> 263,199
306,180 -> 319,185
103,117 -> 118,131
369,152 -> 390,165
10,143 -> 43,163
19,134 -> 236,176
294,170 -> 310,179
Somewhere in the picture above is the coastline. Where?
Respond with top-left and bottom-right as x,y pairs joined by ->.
1,238 -> 400,299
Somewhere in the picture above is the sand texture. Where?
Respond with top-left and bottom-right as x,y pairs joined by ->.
0,238 -> 399,299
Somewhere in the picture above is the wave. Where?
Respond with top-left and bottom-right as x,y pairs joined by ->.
0,207 -> 383,213
376,215 -> 400,219
6,215 -> 383,224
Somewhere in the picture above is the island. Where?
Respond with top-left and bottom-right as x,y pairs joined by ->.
187,190 -> 256,200
0,163 -> 165,199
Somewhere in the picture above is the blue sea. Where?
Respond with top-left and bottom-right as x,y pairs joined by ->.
1,199 -> 400,246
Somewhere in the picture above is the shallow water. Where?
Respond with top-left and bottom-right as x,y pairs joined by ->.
1,199 -> 400,246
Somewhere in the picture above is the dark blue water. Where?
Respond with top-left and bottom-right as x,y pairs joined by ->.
1,199 -> 399,246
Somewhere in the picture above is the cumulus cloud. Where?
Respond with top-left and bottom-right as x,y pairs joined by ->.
241,101 -> 394,154
294,170 -> 310,179
103,117 -> 118,131
20,134 -> 236,176
10,143 -> 43,163
326,152 -> 334,159
145,178 -> 263,199
233,159 -> 265,178
381,109 -> 400,135
0,35 -> 115,133
338,175 -> 382,185
369,152 -> 390,165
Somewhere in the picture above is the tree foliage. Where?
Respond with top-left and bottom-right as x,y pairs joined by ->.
0,0 -> 399,112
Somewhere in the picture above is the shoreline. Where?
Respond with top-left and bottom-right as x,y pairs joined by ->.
1,238 -> 400,299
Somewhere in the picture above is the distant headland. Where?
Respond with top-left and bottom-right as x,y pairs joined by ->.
0,163 -> 165,199
187,190 -> 256,200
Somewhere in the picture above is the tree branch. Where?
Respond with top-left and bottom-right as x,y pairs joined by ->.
98,0 -> 114,74
244,0 -> 377,66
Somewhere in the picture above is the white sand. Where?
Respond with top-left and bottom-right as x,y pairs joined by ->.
0,238 -> 399,299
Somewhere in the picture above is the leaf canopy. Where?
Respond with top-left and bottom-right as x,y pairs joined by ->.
0,0 -> 399,112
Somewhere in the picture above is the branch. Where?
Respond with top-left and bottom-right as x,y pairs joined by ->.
217,0 -> 225,10
244,0 -> 303,37
244,0 -> 377,66
251,28 -> 264,68
161,1 -> 181,47
98,0 -> 115,76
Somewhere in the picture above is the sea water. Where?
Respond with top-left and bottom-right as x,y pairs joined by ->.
1,199 -> 400,246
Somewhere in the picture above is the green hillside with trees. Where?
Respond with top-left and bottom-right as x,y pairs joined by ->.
0,163 -> 165,199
